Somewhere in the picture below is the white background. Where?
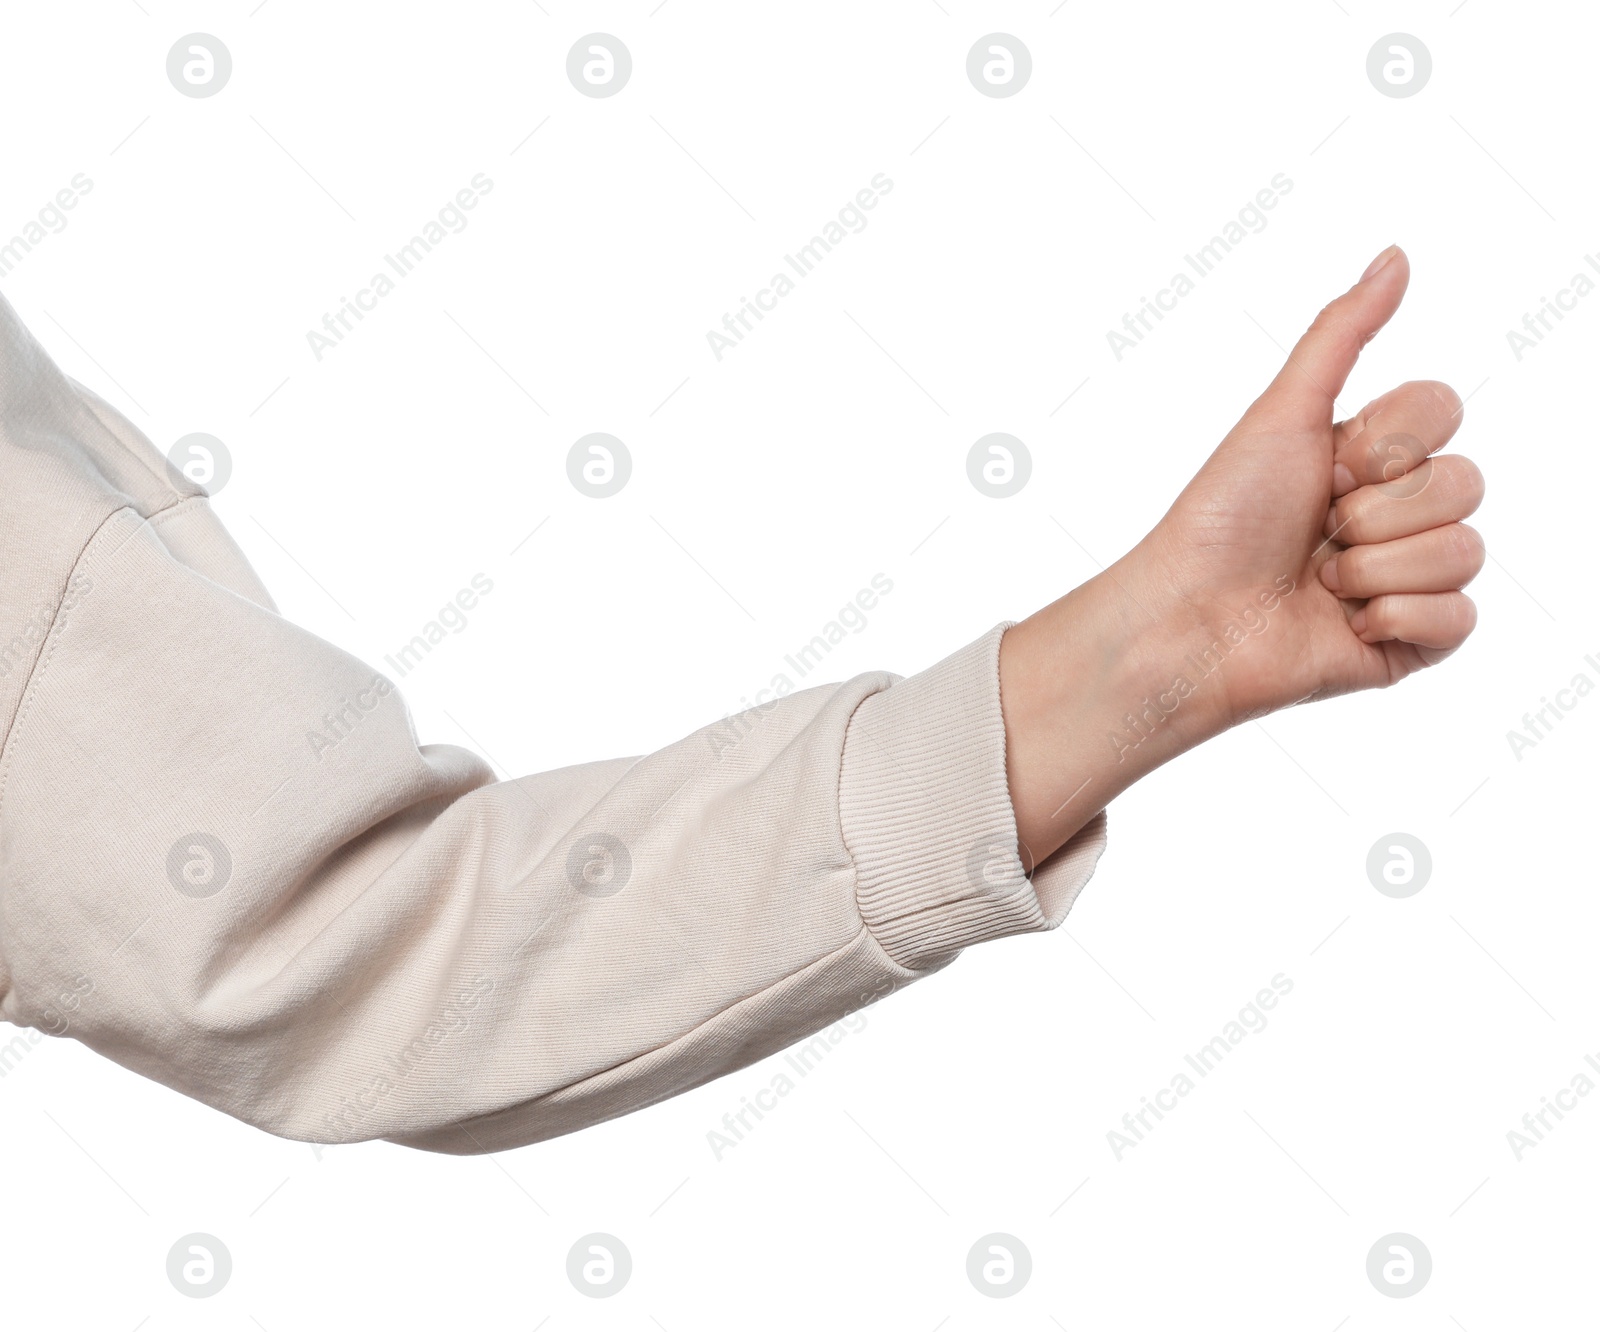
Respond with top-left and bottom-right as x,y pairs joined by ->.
0,1 -> 1589,1327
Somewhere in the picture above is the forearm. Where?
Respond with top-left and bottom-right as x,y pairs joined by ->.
0,282 -> 1116,1153
0,524 -> 1051,1152
999,546 -> 1238,869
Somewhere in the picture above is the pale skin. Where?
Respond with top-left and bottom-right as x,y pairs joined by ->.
1001,247 -> 1485,871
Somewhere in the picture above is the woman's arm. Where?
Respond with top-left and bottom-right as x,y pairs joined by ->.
0,246 -> 1480,1154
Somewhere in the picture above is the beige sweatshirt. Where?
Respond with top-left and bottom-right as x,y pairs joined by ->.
0,290 -> 1107,1153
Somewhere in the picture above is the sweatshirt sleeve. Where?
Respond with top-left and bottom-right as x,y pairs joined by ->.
0,293 -> 1108,1153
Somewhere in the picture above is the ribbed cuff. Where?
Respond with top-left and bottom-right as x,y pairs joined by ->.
839,621 -> 1109,973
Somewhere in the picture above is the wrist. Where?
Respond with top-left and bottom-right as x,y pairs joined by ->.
998,551 -> 1238,868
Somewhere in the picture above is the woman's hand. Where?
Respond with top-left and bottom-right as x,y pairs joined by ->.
1001,246 -> 1485,870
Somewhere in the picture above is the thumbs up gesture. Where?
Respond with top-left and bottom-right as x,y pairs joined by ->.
1147,244 -> 1485,715
1001,247 -> 1486,866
